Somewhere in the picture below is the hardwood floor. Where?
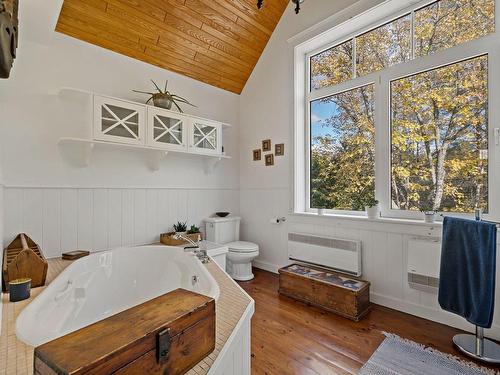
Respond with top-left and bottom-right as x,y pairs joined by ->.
238,268 -> 498,374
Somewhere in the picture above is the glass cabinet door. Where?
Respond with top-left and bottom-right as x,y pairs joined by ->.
190,119 -> 221,155
147,107 -> 187,151
93,96 -> 145,145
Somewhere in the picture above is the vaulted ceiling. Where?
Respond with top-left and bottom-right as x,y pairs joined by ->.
55,0 -> 289,94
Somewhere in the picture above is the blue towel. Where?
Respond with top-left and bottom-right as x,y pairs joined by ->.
438,217 -> 497,328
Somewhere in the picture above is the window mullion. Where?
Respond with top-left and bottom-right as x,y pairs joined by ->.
375,72 -> 390,217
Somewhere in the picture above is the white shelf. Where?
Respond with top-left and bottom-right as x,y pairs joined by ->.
58,137 -> 231,173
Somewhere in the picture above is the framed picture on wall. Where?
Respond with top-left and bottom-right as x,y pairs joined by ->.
265,153 -> 274,166
253,149 -> 261,161
262,139 -> 271,152
275,143 -> 284,156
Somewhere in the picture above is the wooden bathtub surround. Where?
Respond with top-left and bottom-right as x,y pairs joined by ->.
2,233 -> 48,292
279,264 -> 371,321
34,289 -> 216,375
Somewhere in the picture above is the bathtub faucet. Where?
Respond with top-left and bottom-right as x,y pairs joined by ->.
173,233 -> 210,264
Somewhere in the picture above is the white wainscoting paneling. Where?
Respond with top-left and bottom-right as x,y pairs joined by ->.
240,187 -> 500,340
3,187 -> 239,258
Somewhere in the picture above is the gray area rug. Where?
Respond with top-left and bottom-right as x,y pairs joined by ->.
359,333 -> 497,375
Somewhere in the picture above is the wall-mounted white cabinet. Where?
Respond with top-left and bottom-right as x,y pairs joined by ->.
147,107 -> 188,151
189,118 -> 222,155
93,95 -> 146,145
58,88 -> 231,172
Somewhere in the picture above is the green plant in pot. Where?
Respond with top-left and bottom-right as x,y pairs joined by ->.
133,80 -> 196,112
419,200 -> 438,223
364,196 -> 380,219
187,225 -> 200,234
173,221 -> 187,234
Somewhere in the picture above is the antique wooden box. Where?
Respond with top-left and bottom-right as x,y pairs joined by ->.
2,233 -> 47,292
279,264 -> 371,321
34,289 -> 215,375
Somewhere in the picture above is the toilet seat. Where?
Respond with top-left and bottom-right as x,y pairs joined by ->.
226,241 -> 259,253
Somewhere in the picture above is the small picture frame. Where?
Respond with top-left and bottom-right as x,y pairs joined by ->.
253,149 -> 261,161
262,139 -> 271,152
275,143 -> 284,156
265,153 -> 274,166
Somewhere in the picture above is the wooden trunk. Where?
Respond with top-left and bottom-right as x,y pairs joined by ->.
279,264 -> 371,321
2,233 -> 47,292
34,289 -> 215,375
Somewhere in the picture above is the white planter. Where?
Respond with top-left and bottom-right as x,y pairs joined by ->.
366,205 -> 380,219
317,208 -> 325,216
423,212 -> 436,223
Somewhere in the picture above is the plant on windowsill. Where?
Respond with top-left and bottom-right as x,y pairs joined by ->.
364,197 -> 380,219
173,221 -> 188,234
420,203 -> 438,223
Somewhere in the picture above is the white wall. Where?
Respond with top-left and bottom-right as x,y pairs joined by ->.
0,1 -> 240,251
239,0 -> 500,340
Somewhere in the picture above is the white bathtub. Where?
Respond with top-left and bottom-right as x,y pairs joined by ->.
16,245 -> 220,347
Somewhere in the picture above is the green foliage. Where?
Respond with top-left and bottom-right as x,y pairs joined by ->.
187,225 -> 201,234
173,221 -> 187,232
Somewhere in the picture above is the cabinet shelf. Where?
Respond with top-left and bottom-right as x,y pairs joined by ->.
58,137 -> 231,173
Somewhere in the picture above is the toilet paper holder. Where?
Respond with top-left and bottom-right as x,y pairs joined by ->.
271,217 -> 286,224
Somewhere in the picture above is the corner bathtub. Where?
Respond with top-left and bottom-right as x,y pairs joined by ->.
16,245 -> 219,347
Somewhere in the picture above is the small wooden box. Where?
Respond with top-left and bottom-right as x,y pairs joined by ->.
34,289 -> 215,375
279,264 -> 371,321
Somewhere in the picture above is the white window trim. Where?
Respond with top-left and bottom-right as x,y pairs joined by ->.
293,0 -> 500,221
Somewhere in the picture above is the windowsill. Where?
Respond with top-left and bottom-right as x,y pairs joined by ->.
290,211 -> 443,227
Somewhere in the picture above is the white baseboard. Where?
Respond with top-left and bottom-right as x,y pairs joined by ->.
253,259 -> 279,274
252,261 -> 500,341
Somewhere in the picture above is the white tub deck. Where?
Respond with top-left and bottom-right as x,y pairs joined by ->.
0,249 -> 253,375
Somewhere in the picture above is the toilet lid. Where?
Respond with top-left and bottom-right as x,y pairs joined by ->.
227,241 -> 259,253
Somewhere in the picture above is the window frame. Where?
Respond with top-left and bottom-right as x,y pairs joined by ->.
295,0 -> 500,221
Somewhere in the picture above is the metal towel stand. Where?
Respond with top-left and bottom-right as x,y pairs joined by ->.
451,208 -> 500,363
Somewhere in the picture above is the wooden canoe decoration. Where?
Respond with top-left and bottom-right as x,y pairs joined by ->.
2,233 -> 48,292
0,0 -> 18,78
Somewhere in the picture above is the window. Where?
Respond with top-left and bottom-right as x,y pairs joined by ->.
415,0 -> 495,57
356,14 -> 412,77
298,0 -> 497,217
391,56 -> 488,213
310,85 -> 375,210
310,40 -> 353,90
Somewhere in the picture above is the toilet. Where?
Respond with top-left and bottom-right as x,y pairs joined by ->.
204,216 -> 259,281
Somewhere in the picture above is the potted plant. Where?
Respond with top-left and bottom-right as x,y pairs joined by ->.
420,202 -> 437,223
187,225 -> 202,241
133,79 -> 196,112
364,197 -> 380,219
187,225 -> 200,234
173,221 -> 187,234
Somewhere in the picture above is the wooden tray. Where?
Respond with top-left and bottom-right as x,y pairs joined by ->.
62,250 -> 90,260
160,232 -> 202,246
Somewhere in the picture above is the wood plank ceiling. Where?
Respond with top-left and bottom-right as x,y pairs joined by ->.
55,0 -> 289,94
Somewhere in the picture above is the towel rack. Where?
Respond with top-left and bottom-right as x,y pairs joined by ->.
451,208 -> 500,363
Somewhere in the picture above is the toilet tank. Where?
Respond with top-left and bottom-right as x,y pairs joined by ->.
204,216 -> 241,244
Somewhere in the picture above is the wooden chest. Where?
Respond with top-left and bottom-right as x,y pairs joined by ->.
279,264 -> 371,321
34,289 -> 215,375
